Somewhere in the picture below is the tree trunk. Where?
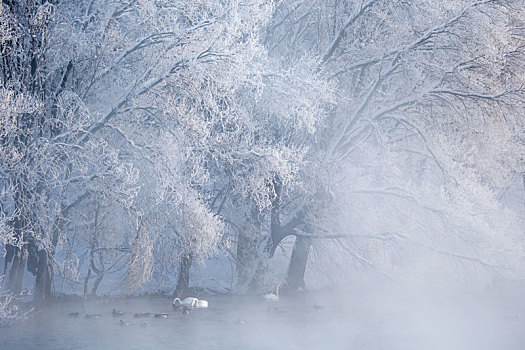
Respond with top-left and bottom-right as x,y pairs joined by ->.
248,238 -> 273,294
91,249 -> 105,297
90,252 -> 105,296
3,245 -> 16,276
91,273 -> 104,296
42,193 -> 89,303
33,224 -> 63,305
83,267 -> 91,301
248,177 -> 307,293
34,249 -> 52,304
83,204 -> 99,299
7,249 -> 25,295
236,231 -> 258,286
175,253 -> 193,298
286,236 -> 311,291
6,193 -> 26,295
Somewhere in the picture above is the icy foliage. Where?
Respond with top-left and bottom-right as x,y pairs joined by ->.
265,0 -> 524,289
0,277 -> 32,328
0,0 -> 523,298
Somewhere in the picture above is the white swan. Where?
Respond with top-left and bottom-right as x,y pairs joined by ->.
263,285 -> 280,302
196,299 -> 208,308
173,297 -> 197,307
173,297 -> 208,308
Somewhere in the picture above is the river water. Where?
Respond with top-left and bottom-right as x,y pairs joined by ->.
1,290 -> 524,349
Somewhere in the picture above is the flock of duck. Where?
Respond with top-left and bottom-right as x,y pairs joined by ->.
66,292 -> 301,327
67,297 -> 209,326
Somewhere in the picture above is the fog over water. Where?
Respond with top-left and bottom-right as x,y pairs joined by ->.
1,287 -> 525,350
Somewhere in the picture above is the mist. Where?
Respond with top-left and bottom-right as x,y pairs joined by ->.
2,286 -> 525,350
1,0 -> 524,349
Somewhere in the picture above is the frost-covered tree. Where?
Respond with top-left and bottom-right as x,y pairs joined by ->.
2,0 -> 522,303
264,0 -> 525,290
0,1 -> 96,301
45,0 -> 320,296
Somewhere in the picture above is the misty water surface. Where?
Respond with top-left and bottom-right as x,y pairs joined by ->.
1,289 -> 524,350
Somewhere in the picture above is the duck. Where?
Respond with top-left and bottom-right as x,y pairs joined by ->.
68,312 -> 79,318
263,285 -> 280,302
154,313 -> 168,318
182,306 -> 190,315
112,309 -> 124,317
85,314 -> 101,319
119,319 -> 131,326
173,297 -> 208,308
133,312 -> 154,318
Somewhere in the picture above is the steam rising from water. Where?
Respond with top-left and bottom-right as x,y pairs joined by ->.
1,286 -> 523,350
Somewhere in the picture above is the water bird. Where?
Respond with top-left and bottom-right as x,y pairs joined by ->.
267,306 -> 286,314
68,312 -> 79,318
119,320 -> 131,326
133,312 -> 154,318
196,299 -> 208,308
154,313 -> 168,318
112,309 -> 124,317
182,306 -> 190,315
263,285 -> 280,302
85,314 -> 101,319
313,304 -> 323,310
173,297 -> 208,308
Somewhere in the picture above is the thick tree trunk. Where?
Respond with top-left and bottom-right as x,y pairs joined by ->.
7,249 -> 25,295
236,231 -> 258,285
248,238 -> 273,294
33,225 -> 62,305
3,245 -> 16,276
41,194 -> 87,303
175,254 -> 193,298
34,249 -> 52,304
248,177 -> 307,293
286,236 -> 311,291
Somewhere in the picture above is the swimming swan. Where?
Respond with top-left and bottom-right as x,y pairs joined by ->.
173,297 -> 208,308
173,297 -> 197,307
196,299 -> 208,308
263,285 -> 280,302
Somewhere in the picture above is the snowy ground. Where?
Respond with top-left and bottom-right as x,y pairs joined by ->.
0,288 -> 524,350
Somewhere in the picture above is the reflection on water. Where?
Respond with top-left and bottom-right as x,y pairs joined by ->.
1,290 -> 524,350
